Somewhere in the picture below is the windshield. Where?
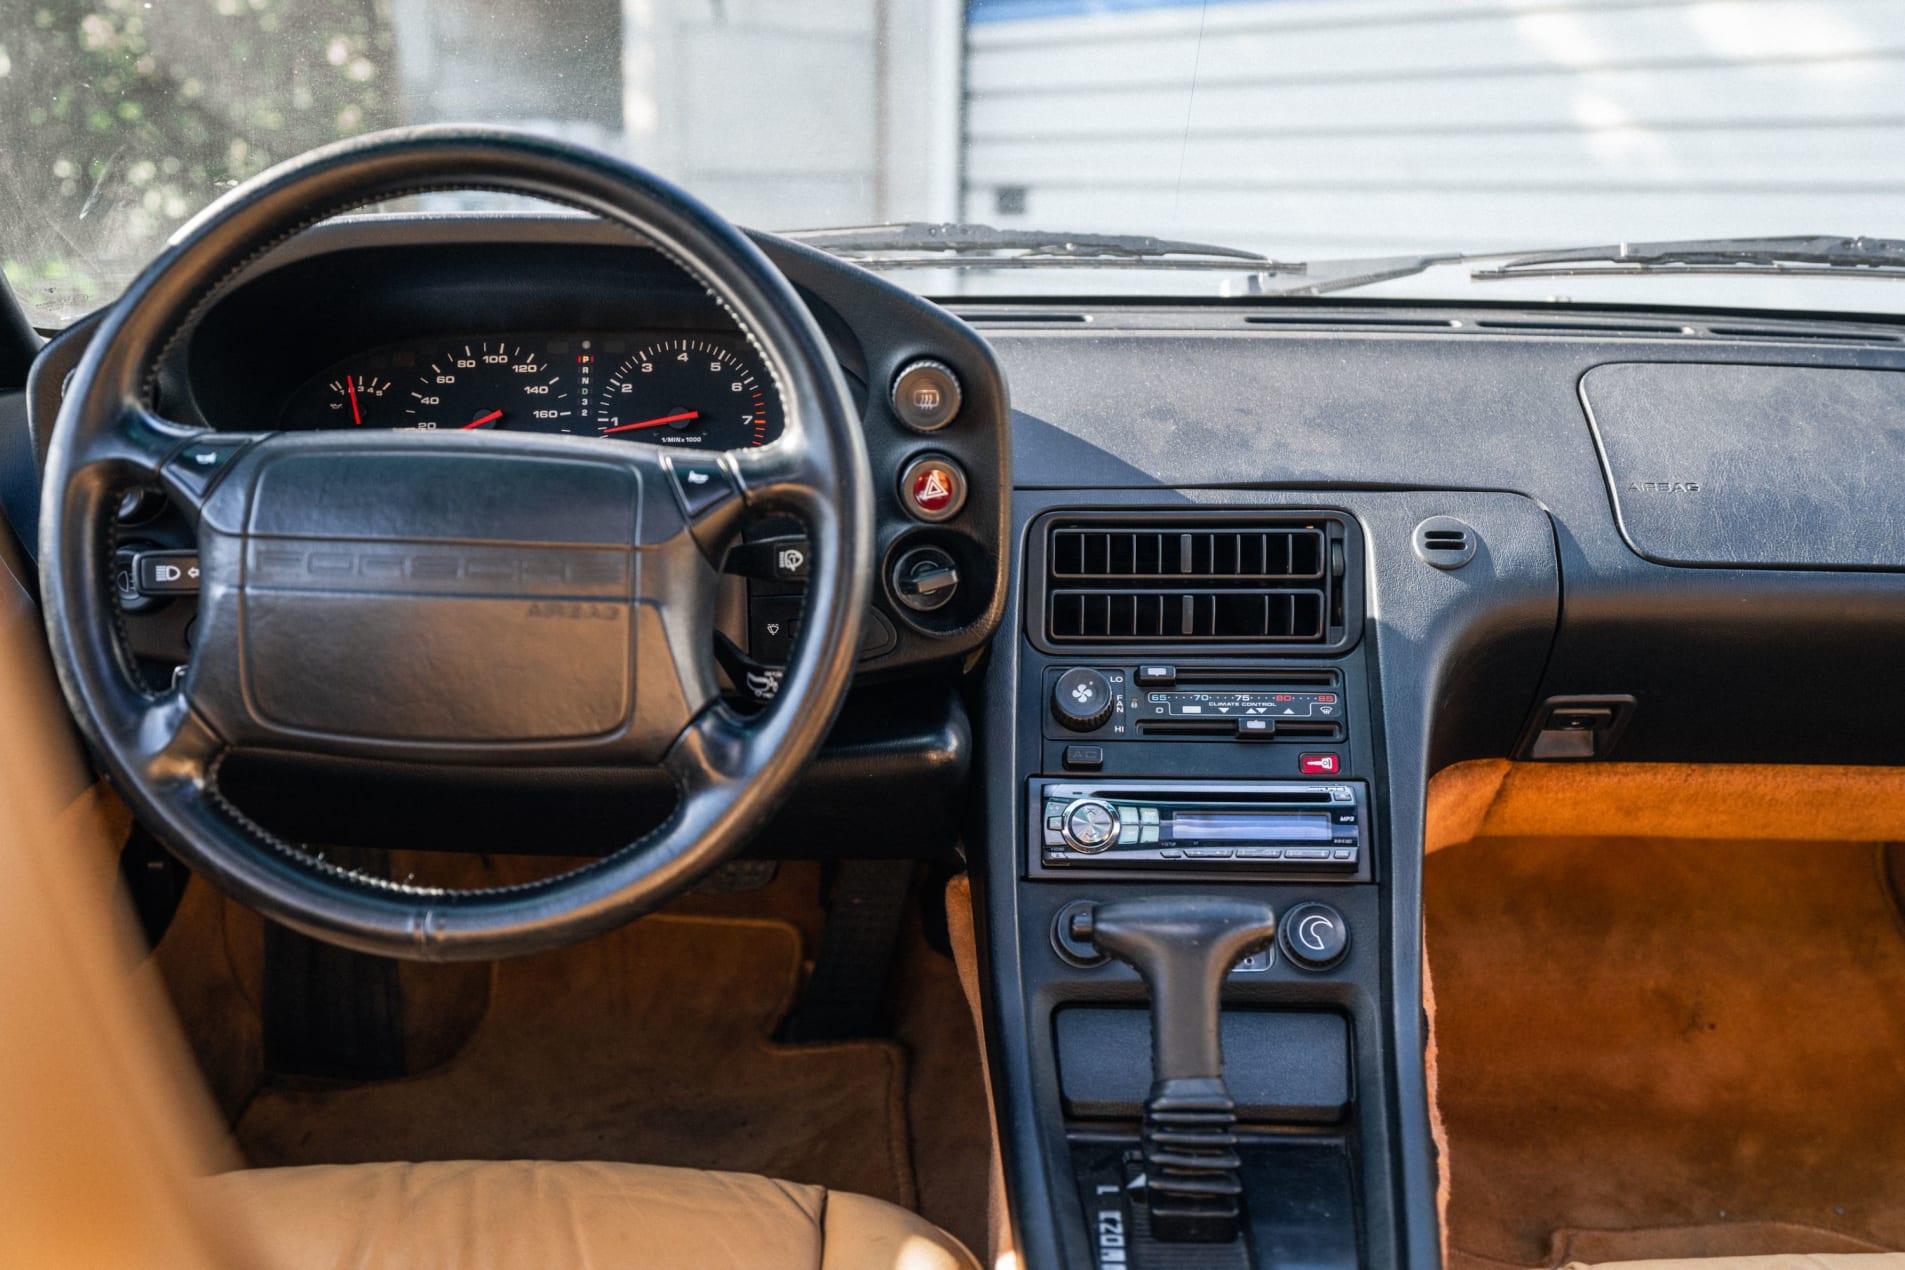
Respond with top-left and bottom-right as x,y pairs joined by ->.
4,0 -> 1904,326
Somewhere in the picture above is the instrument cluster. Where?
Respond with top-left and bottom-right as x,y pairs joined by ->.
281,330 -> 784,448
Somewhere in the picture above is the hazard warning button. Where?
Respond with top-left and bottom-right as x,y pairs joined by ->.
899,454 -> 968,522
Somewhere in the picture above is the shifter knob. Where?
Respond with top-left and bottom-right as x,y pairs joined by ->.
1075,896 -> 1276,1080
1072,894 -> 1276,1243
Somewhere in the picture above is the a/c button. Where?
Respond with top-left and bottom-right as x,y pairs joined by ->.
1062,744 -> 1104,770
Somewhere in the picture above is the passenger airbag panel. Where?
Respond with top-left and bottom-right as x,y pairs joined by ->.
1584,361 -> 1905,568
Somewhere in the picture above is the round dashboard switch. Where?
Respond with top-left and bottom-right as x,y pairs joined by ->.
1052,667 -> 1114,731
1280,902 -> 1350,971
891,359 -> 962,431
899,455 -> 968,522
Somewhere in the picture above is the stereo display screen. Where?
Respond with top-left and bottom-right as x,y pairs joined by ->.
1171,812 -> 1333,843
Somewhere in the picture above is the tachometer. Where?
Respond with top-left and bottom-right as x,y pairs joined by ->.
593,338 -> 781,447
404,341 -> 573,433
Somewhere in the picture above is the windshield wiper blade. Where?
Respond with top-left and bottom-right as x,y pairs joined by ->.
1246,235 -> 1905,297
1471,235 -> 1905,282
784,221 -> 1288,269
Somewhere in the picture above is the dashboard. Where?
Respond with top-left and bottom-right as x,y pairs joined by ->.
15,208 -> 1905,1270
281,331 -> 785,447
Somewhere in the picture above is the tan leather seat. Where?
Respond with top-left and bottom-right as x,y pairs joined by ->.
204,1160 -> 977,1269
0,566 -> 978,1270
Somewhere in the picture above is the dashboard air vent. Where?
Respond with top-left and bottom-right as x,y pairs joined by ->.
1051,525 -> 1324,581
1040,515 -> 1353,649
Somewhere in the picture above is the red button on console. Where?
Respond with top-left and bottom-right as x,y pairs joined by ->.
1299,752 -> 1341,775
914,467 -> 954,510
899,455 -> 968,522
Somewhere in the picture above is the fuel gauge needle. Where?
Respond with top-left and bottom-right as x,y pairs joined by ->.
461,410 -> 504,431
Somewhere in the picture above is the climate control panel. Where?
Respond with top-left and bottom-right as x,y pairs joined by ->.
1042,664 -> 1346,744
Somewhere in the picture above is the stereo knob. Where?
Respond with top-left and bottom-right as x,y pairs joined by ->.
1061,799 -> 1121,853
1052,668 -> 1114,732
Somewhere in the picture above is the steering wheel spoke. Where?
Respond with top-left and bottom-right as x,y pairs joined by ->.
151,426 -> 264,523
731,432 -> 825,517
664,702 -> 754,796
116,404 -> 204,473
126,694 -> 222,790
67,401 -> 258,525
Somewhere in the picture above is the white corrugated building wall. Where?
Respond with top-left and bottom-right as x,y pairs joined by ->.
381,0 -> 1905,289
962,0 -> 1905,257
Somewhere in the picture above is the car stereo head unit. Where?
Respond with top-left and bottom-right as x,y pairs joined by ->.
1032,779 -> 1369,878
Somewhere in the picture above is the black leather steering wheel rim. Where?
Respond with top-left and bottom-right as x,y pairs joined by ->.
38,127 -> 873,961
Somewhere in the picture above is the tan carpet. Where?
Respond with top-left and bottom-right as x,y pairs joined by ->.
1427,835 -> 1905,1268
895,903 -> 992,1259
237,904 -> 917,1207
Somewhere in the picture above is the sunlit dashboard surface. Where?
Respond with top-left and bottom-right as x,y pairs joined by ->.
280,331 -> 784,447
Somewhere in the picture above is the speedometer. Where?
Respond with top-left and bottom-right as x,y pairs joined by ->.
593,338 -> 782,447
404,341 -> 572,433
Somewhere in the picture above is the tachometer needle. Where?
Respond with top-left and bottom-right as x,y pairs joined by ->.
602,410 -> 699,434
462,410 -> 504,431
347,377 -> 362,426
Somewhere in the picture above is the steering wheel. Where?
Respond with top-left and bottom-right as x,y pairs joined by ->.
38,127 -> 873,961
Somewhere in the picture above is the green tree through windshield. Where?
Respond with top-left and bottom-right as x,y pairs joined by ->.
0,0 -> 397,319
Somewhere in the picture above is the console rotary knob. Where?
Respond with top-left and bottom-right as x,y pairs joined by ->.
1052,667 -> 1114,732
1061,798 -> 1121,853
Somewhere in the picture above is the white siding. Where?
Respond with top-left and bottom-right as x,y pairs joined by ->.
963,0 -> 1905,256
622,0 -> 965,229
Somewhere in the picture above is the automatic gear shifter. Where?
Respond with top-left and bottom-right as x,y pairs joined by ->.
1069,895 -> 1277,1242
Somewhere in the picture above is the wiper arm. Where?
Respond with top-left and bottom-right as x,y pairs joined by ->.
1471,234 -> 1905,282
1245,252 -> 1466,296
784,221 -> 1289,269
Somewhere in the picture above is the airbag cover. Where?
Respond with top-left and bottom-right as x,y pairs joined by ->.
235,450 -> 638,744
1583,362 -> 1905,569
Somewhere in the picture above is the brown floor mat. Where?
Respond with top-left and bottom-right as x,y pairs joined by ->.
237,908 -> 916,1208
1427,835 -> 1905,1268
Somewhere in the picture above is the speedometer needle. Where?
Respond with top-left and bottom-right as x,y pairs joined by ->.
461,410 -> 504,431
602,410 -> 698,434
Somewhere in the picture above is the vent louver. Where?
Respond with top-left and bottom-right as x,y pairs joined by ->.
1412,515 -> 1478,570
1041,516 -> 1352,648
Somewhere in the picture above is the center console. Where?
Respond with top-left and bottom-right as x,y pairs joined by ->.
986,503 -> 1396,1269
975,482 -> 1560,1270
